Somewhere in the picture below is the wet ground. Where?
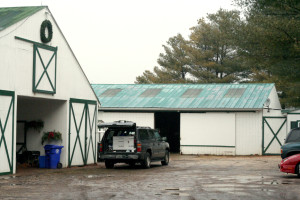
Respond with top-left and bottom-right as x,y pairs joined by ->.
0,155 -> 299,200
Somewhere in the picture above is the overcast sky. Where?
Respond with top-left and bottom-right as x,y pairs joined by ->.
0,0 -> 236,84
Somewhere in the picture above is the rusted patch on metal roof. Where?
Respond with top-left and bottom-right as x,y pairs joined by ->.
100,88 -> 122,97
181,89 -> 203,98
139,88 -> 162,97
224,88 -> 246,98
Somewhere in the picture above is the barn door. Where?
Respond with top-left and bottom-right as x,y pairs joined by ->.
262,117 -> 287,155
0,90 -> 15,175
33,44 -> 57,94
68,98 -> 97,167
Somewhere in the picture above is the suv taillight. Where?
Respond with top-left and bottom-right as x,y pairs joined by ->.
99,143 -> 103,152
137,143 -> 141,152
281,149 -> 283,154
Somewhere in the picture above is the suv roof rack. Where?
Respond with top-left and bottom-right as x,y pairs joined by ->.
137,126 -> 151,129
113,120 -> 134,124
98,120 -> 136,128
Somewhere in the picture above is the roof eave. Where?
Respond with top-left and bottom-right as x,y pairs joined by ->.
98,107 -> 262,112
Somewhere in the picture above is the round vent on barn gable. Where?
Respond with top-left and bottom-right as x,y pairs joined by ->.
264,98 -> 271,107
264,98 -> 271,112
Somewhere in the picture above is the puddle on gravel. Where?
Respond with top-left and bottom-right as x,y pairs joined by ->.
165,187 -> 193,191
261,180 -> 293,185
164,187 -> 192,196
10,183 -> 22,186
165,188 -> 179,191
85,175 -> 114,178
0,176 -> 18,180
206,175 -> 295,186
86,175 -> 100,178
204,182 -> 280,196
170,193 -> 190,196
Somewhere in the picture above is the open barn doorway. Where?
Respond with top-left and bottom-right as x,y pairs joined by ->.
16,96 -> 67,172
155,112 -> 180,153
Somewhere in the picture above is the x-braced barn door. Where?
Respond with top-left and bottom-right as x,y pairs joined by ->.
262,116 -> 287,155
33,43 -> 57,94
68,98 -> 97,167
0,90 -> 15,175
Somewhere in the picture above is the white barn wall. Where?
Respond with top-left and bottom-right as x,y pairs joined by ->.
181,146 -> 235,155
262,86 -> 282,117
180,113 -> 236,155
98,112 -> 154,128
235,111 -> 263,155
267,87 -> 282,111
0,8 -> 96,100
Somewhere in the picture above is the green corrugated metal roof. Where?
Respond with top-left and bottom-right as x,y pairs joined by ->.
91,83 -> 275,110
0,6 -> 45,31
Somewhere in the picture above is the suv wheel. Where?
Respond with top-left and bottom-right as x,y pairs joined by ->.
128,161 -> 135,167
296,163 -> 300,178
161,150 -> 169,166
141,152 -> 151,169
105,160 -> 114,169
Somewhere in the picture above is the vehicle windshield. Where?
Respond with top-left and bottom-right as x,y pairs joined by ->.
286,129 -> 300,143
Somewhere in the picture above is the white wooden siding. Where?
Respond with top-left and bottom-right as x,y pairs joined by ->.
235,112 -> 262,155
0,8 -> 97,101
267,87 -> 282,110
98,112 -> 154,128
180,113 -> 236,155
181,146 -> 235,155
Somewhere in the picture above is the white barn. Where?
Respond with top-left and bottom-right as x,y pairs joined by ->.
0,6 -> 99,175
92,84 -> 287,156
284,109 -> 300,131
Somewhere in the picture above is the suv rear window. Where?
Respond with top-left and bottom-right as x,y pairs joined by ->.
104,129 -> 136,142
138,129 -> 149,140
286,129 -> 300,143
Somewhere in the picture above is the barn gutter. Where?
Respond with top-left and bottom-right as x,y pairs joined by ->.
98,108 -> 261,113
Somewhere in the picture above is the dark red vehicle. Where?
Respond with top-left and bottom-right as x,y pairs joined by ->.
279,154 -> 300,177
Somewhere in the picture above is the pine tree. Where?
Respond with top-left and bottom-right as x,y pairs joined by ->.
235,0 -> 300,107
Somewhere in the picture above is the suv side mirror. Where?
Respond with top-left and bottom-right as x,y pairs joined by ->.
162,137 -> 167,141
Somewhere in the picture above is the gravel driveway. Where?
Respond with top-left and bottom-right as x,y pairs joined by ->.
0,155 -> 299,200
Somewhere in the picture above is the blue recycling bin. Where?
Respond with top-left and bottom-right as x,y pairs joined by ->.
44,145 -> 63,169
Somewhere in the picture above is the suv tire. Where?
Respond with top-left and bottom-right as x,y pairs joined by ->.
105,160 -> 114,169
128,161 -> 135,167
141,152 -> 151,169
161,150 -> 169,166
